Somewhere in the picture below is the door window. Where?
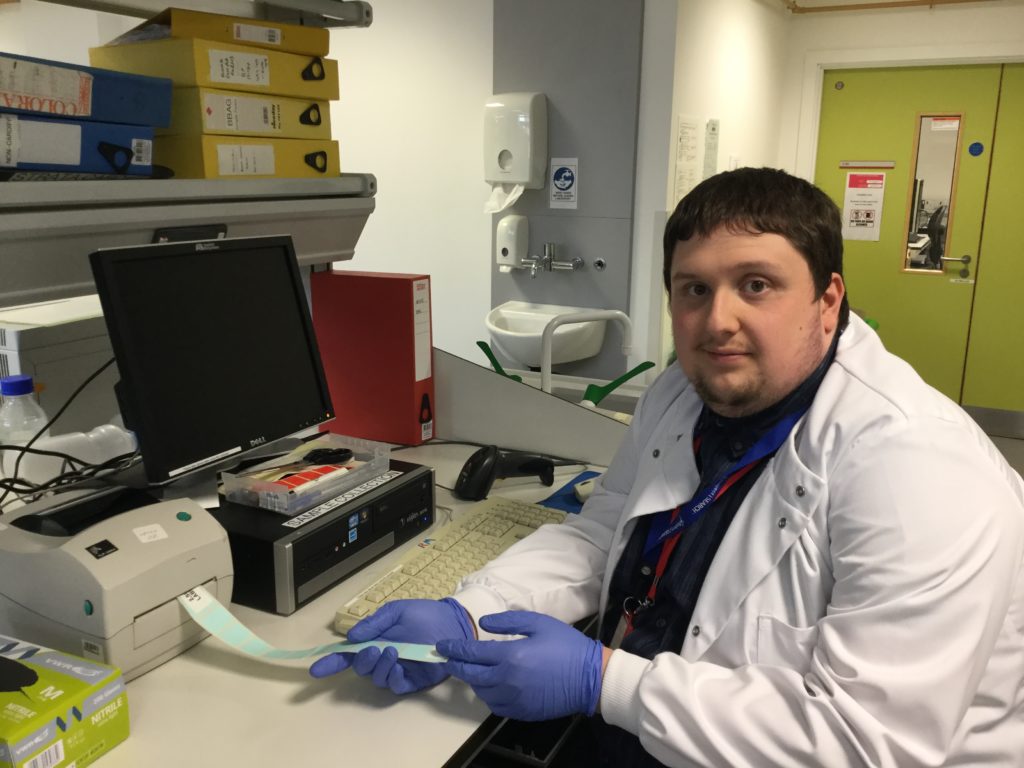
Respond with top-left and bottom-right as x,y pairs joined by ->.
904,114 -> 962,272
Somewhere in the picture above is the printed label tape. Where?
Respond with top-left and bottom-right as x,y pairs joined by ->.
178,586 -> 446,664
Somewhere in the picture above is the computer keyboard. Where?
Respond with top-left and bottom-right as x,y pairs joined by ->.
334,496 -> 567,634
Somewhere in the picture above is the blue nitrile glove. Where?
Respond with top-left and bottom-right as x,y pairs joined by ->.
437,610 -> 603,721
309,598 -> 474,694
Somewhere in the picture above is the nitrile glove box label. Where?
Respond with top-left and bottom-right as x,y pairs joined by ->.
0,635 -> 129,768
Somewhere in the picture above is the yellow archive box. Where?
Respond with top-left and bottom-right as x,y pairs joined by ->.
108,7 -> 330,57
155,135 -> 340,179
89,38 -> 339,101
164,87 -> 331,139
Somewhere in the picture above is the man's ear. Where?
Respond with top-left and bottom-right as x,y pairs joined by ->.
820,273 -> 845,335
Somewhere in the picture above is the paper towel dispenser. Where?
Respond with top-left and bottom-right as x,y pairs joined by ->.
484,92 -> 547,189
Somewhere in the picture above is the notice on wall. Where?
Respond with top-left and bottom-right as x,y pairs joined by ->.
930,116 -> 960,132
673,115 -> 701,204
841,172 -> 885,242
549,158 -> 578,209
702,118 -> 720,180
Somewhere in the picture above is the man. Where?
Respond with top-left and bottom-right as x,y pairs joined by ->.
311,168 -> 1024,766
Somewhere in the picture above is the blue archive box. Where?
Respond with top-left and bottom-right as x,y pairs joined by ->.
0,113 -> 153,175
0,52 -> 171,128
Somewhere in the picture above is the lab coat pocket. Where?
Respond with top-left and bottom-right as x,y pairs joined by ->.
756,615 -> 819,673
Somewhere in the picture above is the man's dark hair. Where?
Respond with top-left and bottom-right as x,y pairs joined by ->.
662,167 -> 849,330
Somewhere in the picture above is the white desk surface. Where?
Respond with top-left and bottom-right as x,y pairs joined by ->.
93,443 -> 592,768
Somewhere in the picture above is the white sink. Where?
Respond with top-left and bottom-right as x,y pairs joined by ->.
485,301 -> 608,367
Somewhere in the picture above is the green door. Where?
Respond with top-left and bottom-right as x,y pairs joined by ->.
815,65 -> 1001,400
961,64 -> 1024,413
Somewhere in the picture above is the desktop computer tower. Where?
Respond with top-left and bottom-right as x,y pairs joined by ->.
211,459 -> 435,615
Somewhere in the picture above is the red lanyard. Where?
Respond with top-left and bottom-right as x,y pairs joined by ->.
622,453 -> 761,637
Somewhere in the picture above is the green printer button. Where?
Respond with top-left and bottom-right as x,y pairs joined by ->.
84,600 -> 94,616
177,511 -> 192,521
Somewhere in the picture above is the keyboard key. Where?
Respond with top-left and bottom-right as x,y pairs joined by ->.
334,497 -> 567,634
348,601 -> 373,618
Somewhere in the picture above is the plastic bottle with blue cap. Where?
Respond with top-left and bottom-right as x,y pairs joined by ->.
0,374 -> 50,477
0,374 -> 137,484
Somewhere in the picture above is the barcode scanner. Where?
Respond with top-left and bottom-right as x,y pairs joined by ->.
454,445 -> 556,501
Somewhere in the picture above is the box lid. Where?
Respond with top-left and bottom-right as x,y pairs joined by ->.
0,296 -> 108,351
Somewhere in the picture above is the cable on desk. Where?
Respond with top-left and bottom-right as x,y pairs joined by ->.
434,503 -> 455,525
0,356 -> 123,510
0,451 -> 142,512
392,438 -> 489,452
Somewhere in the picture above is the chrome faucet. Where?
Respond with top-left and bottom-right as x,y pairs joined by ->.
546,242 -> 583,272
520,243 -> 582,277
520,252 -> 549,278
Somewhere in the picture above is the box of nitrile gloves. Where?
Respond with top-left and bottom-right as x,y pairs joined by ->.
0,635 -> 128,768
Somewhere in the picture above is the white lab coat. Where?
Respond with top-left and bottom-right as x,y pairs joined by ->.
454,315 -> 1024,767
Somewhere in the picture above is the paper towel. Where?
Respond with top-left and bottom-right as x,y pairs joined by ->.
485,182 -> 525,213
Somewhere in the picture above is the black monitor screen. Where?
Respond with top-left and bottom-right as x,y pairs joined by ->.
90,235 -> 334,484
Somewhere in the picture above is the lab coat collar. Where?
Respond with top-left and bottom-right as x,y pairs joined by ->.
627,388 -> 703,521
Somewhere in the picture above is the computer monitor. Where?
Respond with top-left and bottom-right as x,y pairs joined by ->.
89,235 -> 334,485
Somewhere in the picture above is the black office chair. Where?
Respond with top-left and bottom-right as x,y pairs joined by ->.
926,204 -> 947,268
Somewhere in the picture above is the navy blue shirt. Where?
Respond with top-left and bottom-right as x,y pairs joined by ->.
594,339 -> 838,767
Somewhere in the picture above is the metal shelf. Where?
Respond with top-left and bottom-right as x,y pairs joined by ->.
1,174 -> 378,308
10,1 -> 376,308
0,173 -> 376,211
37,0 -> 372,27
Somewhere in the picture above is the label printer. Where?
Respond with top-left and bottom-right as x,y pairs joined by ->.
0,488 -> 233,680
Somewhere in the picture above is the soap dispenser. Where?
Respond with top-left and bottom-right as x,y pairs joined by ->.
495,214 -> 529,273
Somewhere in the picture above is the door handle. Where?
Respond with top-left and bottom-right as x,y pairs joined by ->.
939,254 -> 972,265
939,254 -> 972,279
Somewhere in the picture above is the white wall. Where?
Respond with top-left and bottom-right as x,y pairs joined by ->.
671,0 -> 791,182
639,0 -> 791,368
327,1 -> 493,365
0,0 -> 133,60
776,1 -> 1024,177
